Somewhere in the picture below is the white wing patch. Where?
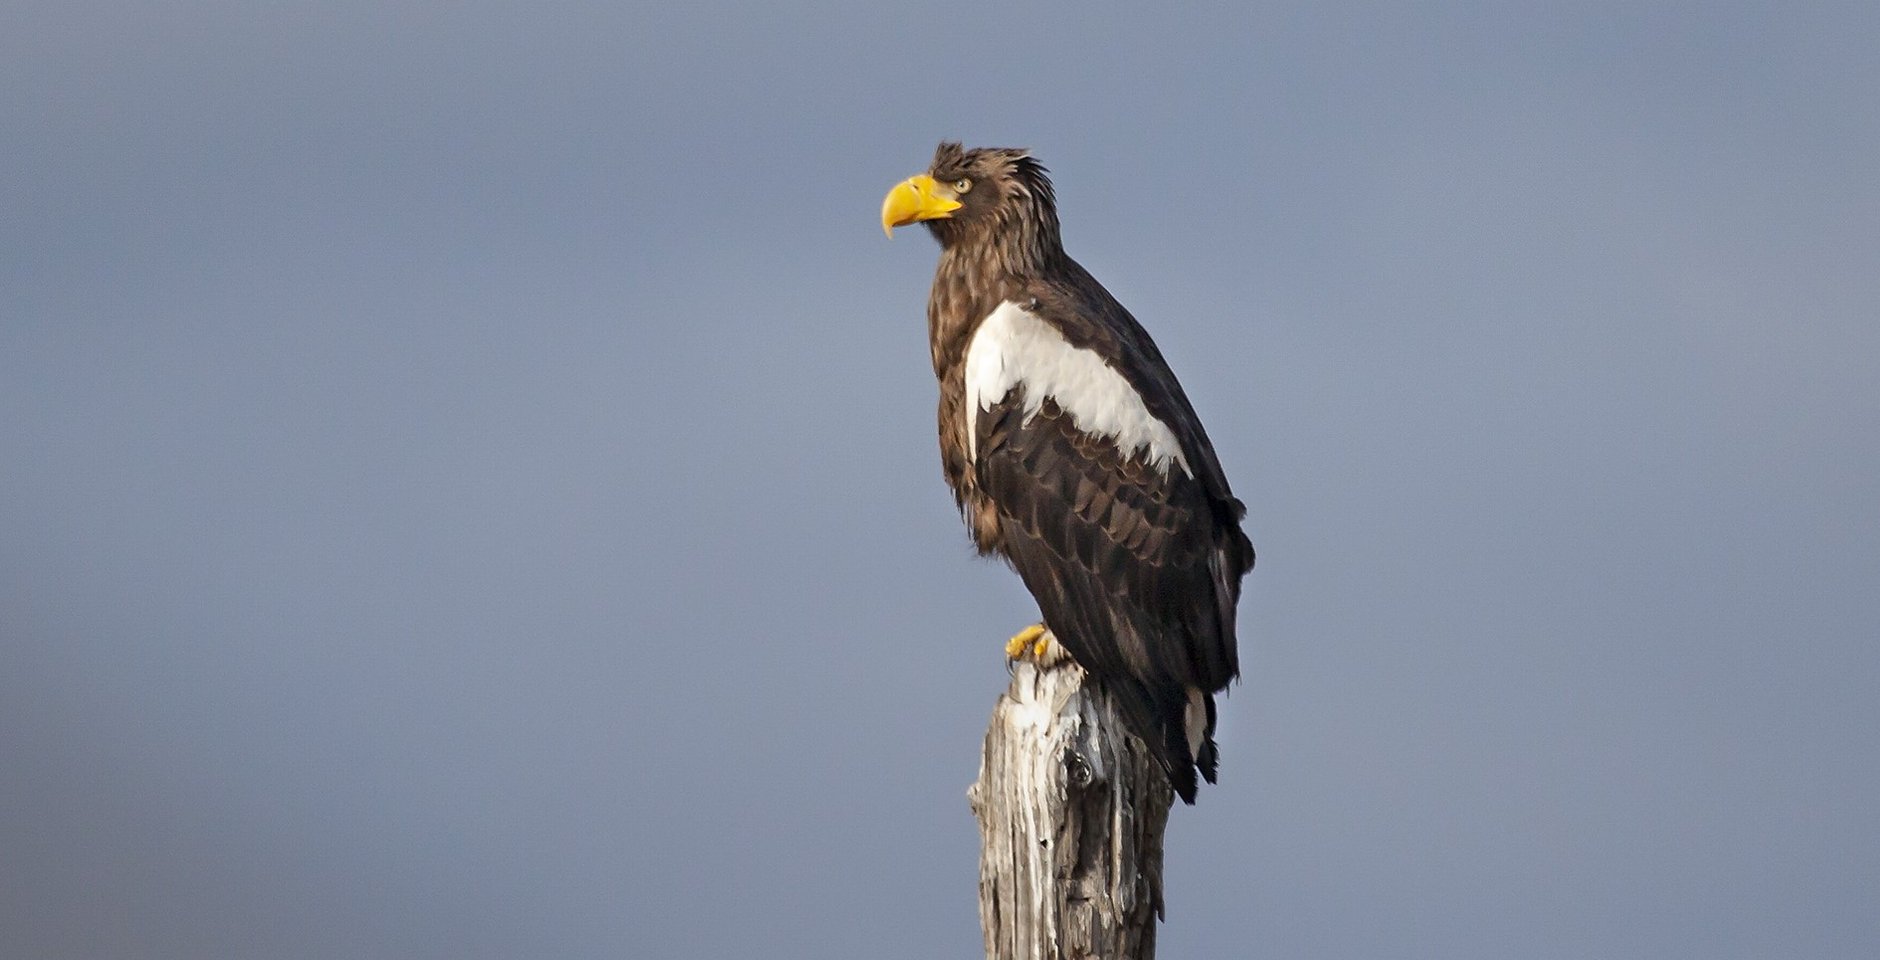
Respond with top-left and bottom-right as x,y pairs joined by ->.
963,300 -> 1192,477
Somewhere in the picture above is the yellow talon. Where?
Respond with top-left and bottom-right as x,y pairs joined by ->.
1006,623 -> 1048,660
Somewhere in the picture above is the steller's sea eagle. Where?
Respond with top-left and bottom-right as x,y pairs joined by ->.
881,142 -> 1255,803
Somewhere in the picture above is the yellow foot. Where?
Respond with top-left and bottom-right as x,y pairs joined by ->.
1004,623 -> 1050,660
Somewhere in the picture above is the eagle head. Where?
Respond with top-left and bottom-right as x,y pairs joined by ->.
881,142 -> 1059,250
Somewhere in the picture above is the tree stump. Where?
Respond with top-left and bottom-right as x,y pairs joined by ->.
968,639 -> 1174,960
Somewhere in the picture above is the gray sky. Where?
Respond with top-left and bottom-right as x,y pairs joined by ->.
4,2 -> 1877,957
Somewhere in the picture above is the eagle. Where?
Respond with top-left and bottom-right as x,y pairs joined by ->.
881,142 -> 1256,803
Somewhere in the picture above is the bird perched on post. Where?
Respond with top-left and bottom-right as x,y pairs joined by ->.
882,142 -> 1256,804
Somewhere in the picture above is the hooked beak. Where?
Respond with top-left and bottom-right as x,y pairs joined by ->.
881,174 -> 962,237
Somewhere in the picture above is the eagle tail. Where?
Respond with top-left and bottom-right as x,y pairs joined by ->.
1197,693 -> 1220,785
1161,689 -> 1222,804
1163,723 -> 1202,805
1092,675 -> 1205,804
1153,685 -> 1210,805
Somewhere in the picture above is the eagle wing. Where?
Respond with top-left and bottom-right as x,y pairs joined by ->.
964,285 -> 1250,800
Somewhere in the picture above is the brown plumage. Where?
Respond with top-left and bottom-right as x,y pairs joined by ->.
884,142 -> 1255,803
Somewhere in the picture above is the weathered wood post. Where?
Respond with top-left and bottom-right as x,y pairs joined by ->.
968,633 -> 1174,960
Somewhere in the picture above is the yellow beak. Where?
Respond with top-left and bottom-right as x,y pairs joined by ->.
881,174 -> 962,237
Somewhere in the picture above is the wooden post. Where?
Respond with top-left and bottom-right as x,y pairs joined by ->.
968,637 -> 1174,960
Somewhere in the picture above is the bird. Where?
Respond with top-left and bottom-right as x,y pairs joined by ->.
881,142 -> 1255,803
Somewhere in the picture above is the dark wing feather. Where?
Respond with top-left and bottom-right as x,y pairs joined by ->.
975,392 -> 1230,801
968,265 -> 1255,801
1022,269 -> 1254,663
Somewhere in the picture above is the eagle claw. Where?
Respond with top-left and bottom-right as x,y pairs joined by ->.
1004,623 -> 1050,661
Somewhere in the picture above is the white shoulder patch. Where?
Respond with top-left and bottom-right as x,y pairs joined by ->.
962,300 -> 1192,476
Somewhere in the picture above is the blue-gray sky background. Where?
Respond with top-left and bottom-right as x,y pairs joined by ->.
4,2 -> 1876,957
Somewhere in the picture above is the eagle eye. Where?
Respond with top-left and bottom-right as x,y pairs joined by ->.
954,178 -> 973,193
